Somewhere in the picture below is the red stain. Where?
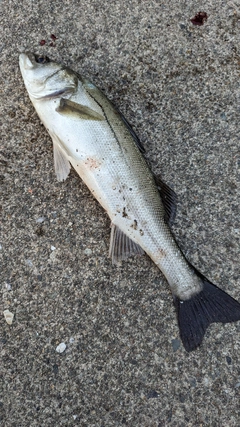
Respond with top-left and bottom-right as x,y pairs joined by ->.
39,35 -> 57,47
84,158 -> 101,170
154,248 -> 167,260
190,11 -> 208,26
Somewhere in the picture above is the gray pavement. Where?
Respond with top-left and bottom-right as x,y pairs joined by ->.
1,1 -> 240,425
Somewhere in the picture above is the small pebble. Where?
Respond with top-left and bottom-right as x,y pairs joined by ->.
147,390 -> 159,399
226,356 -> 232,365
84,248 -> 92,255
3,309 -> 14,325
172,338 -> 181,352
51,245 -> 56,251
56,342 -> 66,353
36,217 -> 46,223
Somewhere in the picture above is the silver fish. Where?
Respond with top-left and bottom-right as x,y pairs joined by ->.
19,52 -> 240,351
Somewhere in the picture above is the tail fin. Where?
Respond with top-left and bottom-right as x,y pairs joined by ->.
174,272 -> 240,352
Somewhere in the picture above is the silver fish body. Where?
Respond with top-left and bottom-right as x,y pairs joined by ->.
19,53 -> 240,351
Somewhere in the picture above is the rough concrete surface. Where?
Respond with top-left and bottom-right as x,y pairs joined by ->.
1,1 -> 240,426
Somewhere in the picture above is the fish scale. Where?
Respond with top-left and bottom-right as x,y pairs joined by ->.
19,52 -> 240,351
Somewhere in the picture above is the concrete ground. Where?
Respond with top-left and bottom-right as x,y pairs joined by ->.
1,0 -> 240,425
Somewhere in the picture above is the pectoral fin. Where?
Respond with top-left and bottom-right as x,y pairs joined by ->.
56,98 -> 105,121
50,131 -> 71,181
53,142 -> 71,181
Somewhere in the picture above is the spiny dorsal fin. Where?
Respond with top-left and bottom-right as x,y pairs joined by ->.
109,224 -> 144,264
118,111 -> 145,153
154,175 -> 177,225
81,76 -> 146,153
56,98 -> 105,121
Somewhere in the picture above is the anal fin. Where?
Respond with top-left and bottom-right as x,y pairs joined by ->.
109,224 -> 144,264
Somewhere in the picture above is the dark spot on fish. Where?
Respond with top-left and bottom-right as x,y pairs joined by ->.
156,248 -> 167,259
190,11 -> 208,26
139,229 -> 144,236
131,220 -> 138,230
122,207 -> 128,218
50,34 -> 57,41
129,188 -> 132,191
39,40 -> 46,46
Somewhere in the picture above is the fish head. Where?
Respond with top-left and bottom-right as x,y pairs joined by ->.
19,52 -> 78,99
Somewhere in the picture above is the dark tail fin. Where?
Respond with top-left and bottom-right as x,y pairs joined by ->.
174,272 -> 240,352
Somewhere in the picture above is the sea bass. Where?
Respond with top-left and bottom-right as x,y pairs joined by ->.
19,52 -> 240,351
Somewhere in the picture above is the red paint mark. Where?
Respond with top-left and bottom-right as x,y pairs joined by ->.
49,42 -> 56,47
190,11 -> 208,26
39,40 -> 46,46
50,34 -> 57,41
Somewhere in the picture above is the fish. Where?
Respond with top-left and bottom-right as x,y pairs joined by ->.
19,52 -> 240,351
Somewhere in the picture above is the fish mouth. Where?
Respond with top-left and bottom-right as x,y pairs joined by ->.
19,52 -> 35,70
19,52 -> 51,70
40,88 -> 75,99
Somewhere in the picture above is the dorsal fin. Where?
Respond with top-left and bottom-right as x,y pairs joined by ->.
118,111 -> 145,153
154,175 -> 177,225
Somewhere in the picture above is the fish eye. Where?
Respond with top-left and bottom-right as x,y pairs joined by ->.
34,55 -> 50,64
